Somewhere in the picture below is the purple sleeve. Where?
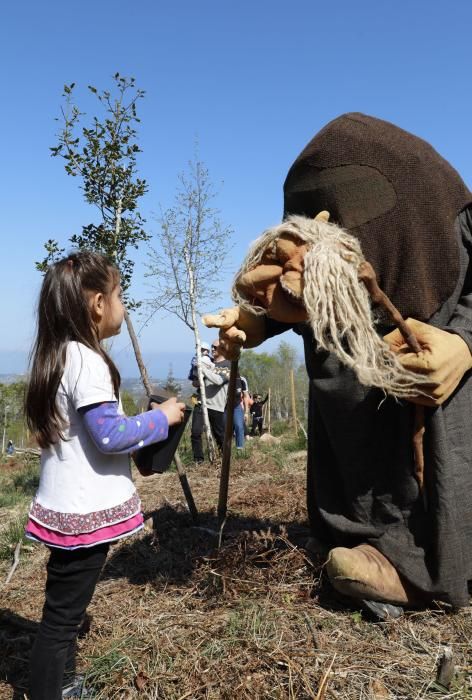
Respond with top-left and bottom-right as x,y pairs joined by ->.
79,401 -> 169,454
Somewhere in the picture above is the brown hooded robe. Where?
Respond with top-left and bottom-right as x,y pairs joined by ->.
266,114 -> 472,606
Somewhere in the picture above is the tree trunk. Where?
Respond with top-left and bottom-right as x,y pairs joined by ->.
124,309 -> 199,521
191,311 -> 216,463
290,369 -> 298,436
184,249 -> 216,462
218,359 -> 238,523
267,387 -> 271,434
114,198 -> 123,253
124,309 -> 153,396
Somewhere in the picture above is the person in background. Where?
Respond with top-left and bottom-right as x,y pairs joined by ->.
231,372 -> 247,450
250,394 -> 268,436
188,341 -> 214,386
189,340 -> 216,463
243,390 -> 254,438
200,342 -> 247,450
191,339 -> 229,462
239,374 -> 251,438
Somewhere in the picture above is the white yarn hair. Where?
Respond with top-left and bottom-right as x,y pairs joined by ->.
233,215 -> 428,399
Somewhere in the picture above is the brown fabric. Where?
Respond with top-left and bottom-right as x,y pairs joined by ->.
284,113 -> 472,321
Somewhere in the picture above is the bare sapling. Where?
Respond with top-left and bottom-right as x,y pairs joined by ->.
147,156 -> 233,463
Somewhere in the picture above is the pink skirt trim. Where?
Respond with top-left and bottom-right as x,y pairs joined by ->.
25,511 -> 144,549
29,492 -> 141,534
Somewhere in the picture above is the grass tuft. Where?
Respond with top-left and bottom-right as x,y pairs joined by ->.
0,515 -> 29,560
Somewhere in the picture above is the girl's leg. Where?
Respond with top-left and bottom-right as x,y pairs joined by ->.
30,543 -> 109,700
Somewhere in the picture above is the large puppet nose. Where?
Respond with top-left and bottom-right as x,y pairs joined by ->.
236,264 -> 284,303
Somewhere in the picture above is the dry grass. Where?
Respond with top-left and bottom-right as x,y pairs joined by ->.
0,443 -> 471,699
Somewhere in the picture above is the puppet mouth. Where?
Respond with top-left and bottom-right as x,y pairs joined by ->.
280,273 -> 304,306
238,266 -> 305,308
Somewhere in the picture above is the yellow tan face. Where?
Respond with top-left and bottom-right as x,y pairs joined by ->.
236,234 -> 309,323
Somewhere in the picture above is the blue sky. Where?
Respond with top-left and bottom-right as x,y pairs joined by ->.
1,0 -> 472,377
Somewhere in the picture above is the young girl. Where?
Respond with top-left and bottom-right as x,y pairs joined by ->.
25,251 -> 185,699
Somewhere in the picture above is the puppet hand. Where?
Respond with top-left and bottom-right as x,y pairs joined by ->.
383,318 -> 472,406
202,307 -> 266,359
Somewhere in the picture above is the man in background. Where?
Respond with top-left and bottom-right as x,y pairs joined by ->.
191,340 -> 229,463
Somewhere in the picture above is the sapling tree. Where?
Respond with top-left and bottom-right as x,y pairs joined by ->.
147,157 -> 232,462
162,365 -> 181,397
37,75 -> 199,518
37,74 -> 152,393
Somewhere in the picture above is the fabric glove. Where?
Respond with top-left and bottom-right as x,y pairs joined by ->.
383,318 -> 472,406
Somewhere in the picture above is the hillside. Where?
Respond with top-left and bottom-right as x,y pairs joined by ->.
0,436 -> 471,699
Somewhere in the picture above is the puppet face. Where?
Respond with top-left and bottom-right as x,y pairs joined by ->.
233,215 -> 427,398
236,233 -> 309,323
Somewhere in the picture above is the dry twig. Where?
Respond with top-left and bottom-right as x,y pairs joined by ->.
4,539 -> 22,586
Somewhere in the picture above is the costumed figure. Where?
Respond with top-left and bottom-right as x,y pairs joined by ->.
204,113 -> 472,616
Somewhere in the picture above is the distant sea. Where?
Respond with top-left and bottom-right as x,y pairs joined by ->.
0,349 -> 193,380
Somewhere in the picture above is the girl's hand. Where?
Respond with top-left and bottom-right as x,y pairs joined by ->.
152,398 -> 186,426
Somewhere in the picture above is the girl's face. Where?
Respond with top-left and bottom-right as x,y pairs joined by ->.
101,284 -> 125,339
89,282 -> 125,340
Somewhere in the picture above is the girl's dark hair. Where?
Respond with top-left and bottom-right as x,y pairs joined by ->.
25,251 -> 121,448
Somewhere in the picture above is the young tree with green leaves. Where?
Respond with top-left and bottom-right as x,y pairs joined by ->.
37,74 -> 198,518
37,74 -> 152,392
147,157 -> 232,462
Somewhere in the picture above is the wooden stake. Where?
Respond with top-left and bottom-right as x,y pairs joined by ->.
174,453 -> 199,523
358,262 -> 421,353
297,419 -> 308,440
358,260 -> 425,492
4,540 -> 22,586
267,387 -> 271,434
290,369 -> 298,436
218,359 -> 238,524
262,396 -> 269,432
436,646 -> 455,689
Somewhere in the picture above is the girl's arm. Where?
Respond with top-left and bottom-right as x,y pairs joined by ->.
79,401 -> 169,454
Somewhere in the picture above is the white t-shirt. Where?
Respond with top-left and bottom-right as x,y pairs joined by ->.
30,342 -> 139,533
